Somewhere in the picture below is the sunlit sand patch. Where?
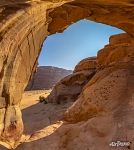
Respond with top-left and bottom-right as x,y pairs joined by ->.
17,90 -> 72,148
26,121 -> 63,142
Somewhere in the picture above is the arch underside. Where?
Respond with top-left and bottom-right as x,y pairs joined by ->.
0,0 -> 134,148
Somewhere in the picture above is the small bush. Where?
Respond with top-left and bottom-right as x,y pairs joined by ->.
39,96 -> 48,104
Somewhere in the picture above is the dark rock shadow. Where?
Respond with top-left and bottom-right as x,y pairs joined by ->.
15,123 -> 68,150
21,101 -> 72,135
0,145 -> 8,150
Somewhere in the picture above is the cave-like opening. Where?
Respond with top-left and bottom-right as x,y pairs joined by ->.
21,19 -> 124,136
39,19 -> 124,70
0,1 -> 134,149
25,19 -> 124,91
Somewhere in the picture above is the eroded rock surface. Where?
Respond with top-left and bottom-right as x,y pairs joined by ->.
0,0 -> 134,148
47,58 -> 96,104
74,57 -> 96,73
65,33 -> 134,122
13,33 -> 134,150
62,33 -> 134,150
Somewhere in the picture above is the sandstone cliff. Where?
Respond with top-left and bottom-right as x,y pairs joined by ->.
26,66 -> 72,90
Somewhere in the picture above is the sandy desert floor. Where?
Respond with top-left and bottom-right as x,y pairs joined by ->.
15,90 -> 73,148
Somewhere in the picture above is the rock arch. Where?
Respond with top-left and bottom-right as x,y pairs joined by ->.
0,0 -> 134,147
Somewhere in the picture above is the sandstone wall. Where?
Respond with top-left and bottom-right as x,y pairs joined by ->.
65,33 -> 134,122
60,33 -> 134,149
0,1 -> 68,146
10,33 -> 134,150
0,0 -> 134,148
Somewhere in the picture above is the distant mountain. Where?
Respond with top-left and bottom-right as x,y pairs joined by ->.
25,66 -> 72,90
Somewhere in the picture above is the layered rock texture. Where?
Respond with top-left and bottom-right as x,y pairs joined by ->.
26,66 -> 72,90
10,33 -> 134,150
47,57 -> 96,104
74,57 -> 96,73
65,33 -> 134,122
61,33 -> 134,150
0,0 -> 134,149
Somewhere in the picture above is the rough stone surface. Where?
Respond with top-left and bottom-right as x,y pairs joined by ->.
47,67 -> 96,104
97,33 -> 134,69
65,33 -> 134,122
26,66 -> 72,90
74,57 -> 96,73
0,0 -> 134,148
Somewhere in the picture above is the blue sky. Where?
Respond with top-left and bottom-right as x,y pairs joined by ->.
38,19 -> 124,70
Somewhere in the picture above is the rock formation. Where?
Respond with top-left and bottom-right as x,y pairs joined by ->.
26,66 -> 72,90
74,56 -> 96,73
61,33 -> 134,149
0,0 -> 134,149
47,57 -> 96,104
8,33 -> 134,150
65,33 -> 134,122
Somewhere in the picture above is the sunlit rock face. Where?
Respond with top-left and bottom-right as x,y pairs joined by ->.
0,0 -> 134,148
65,33 -> 134,122
10,33 -> 134,150
63,33 -> 134,149
74,57 -> 96,73
47,57 -> 96,104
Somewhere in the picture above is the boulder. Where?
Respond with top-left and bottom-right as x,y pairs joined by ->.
74,57 -> 96,73
47,57 -> 96,104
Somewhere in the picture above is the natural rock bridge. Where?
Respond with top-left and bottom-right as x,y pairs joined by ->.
0,0 -> 134,149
